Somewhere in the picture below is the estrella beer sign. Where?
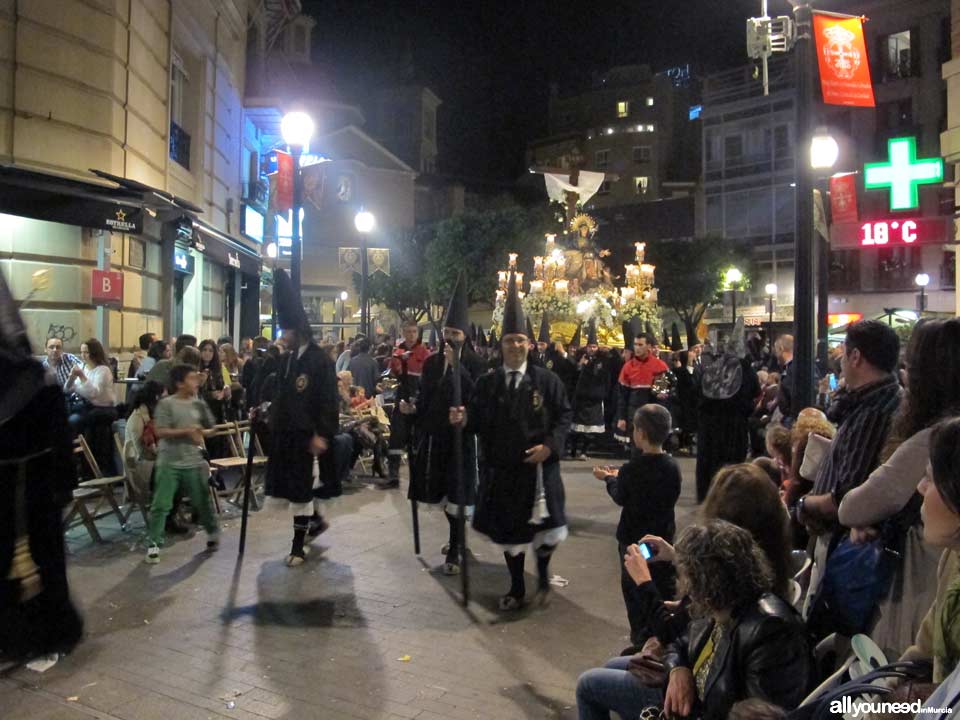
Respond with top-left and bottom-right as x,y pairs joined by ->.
813,13 -> 875,107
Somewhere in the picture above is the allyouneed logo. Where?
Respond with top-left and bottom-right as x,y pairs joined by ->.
829,697 -> 953,717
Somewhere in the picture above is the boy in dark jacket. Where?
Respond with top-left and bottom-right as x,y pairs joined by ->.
594,403 -> 682,650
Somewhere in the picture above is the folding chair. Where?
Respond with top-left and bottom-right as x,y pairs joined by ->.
207,423 -> 267,510
63,437 -> 123,542
113,432 -> 149,527
76,435 -> 127,526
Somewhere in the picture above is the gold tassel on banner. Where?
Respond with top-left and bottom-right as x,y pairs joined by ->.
5,461 -> 43,602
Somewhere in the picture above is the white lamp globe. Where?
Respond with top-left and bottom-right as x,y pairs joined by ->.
354,210 -> 376,234
810,128 -> 839,170
266,242 -> 278,259
281,111 -> 314,148
915,273 -> 930,288
765,282 -> 778,296
725,267 -> 743,285
340,290 -> 349,301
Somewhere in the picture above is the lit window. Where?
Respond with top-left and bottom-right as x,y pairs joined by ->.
617,101 -> 629,118
646,97 -> 654,107
646,124 -> 655,132
635,177 -> 649,195
595,150 -> 610,169
882,30 -> 913,81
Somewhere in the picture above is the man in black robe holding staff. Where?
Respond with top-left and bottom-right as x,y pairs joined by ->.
452,272 -> 573,611
403,275 -> 479,577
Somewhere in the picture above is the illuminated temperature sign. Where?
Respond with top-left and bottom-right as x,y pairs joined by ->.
830,216 -> 951,249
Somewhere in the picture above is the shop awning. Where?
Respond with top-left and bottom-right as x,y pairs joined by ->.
192,219 -> 262,275
0,166 -> 204,234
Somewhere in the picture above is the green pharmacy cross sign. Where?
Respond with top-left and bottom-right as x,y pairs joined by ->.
864,136 -> 944,212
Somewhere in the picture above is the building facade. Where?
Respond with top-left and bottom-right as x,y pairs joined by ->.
943,0 -> 960,314
526,64 -> 700,208
0,0 -> 259,360
699,0 -> 954,328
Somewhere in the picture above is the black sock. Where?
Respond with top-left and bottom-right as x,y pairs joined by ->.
445,512 -> 459,561
536,544 -> 556,591
291,515 -> 309,557
504,551 -> 526,598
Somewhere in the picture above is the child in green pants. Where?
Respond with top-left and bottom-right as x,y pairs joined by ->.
146,364 -> 219,563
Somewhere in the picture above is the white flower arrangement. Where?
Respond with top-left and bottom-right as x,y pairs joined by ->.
522,293 -> 576,318
619,297 -> 662,327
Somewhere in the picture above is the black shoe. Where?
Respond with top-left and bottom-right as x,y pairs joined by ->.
375,478 -> 400,489
307,515 -> 329,538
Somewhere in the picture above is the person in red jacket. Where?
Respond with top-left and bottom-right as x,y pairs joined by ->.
615,333 -> 668,446
382,319 -> 432,488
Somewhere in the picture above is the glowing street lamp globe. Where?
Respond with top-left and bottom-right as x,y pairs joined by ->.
354,210 -> 376,234
340,290 -> 349,301
765,283 -> 778,296
915,273 -> 930,288
810,128 -> 839,170
724,267 -> 743,287
280,111 -> 314,148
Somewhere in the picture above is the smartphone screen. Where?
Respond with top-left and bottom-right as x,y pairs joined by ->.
829,373 -> 838,391
639,542 -> 653,560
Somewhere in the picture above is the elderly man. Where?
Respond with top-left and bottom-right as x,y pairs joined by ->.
42,337 -> 81,389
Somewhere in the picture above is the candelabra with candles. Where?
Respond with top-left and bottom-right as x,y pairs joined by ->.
493,232 -> 659,344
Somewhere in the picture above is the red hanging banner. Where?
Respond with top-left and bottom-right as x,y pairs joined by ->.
813,13 -> 875,108
829,174 -> 859,224
269,150 -> 294,215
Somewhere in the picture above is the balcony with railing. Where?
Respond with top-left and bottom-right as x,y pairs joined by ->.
169,121 -> 191,170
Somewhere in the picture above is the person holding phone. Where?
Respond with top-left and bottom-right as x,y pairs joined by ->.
593,403 -> 681,652
576,521 -> 812,720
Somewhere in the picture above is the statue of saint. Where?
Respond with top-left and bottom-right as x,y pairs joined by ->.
563,214 -> 615,292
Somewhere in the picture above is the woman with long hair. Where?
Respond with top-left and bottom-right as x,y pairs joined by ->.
198,339 -> 231,457
839,318 -> 960,656
64,339 -> 118,475
576,521 -> 811,720
123,381 -> 163,502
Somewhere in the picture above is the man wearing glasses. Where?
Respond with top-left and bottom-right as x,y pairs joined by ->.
42,337 -> 81,389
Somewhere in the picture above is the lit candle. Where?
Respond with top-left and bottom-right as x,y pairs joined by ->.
533,256 -> 544,279
555,280 -> 569,295
496,289 -> 505,302
515,272 -> 524,287
529,280 -> 543,294
545,234 -> 556,254
498,270 -> 508,290
625,264 -> 639,286
635,242 -> 646,263
621,286 -> 636,303
508,253 -> 518,270
518,291 -> 525,300
640,263 -> 655,286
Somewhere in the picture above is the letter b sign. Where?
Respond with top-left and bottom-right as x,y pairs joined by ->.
92,270 -> 123,306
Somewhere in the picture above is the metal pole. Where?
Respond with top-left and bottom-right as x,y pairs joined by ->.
360,233 -> 369,337
817,185 -> 830,373
791,1 -> 817,413
290,145 -> 303,294
450,339 -> 469,606
920,286 -> 926,313
768,297 -> 775,354
731,289 -> 737,325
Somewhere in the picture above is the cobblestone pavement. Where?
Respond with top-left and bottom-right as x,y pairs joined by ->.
2,456 -> 699,720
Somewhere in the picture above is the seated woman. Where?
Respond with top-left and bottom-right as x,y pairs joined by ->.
64,337 -> 118,473
634,463 -> 793,648
576,520 -> 812,720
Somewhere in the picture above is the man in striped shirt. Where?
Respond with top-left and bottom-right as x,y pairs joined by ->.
797,320 -> 902,620
42,337 -> 81,389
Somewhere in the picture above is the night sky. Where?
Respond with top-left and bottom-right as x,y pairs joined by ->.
303,0 -> 771,180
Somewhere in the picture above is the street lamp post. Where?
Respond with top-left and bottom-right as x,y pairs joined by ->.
280,111 -> 314,294
811,127 -> 838,373
354,210 -> 376,337
266,242 -> 278,339
915,272 -> 930,313
765,282 -> 778,354
339,290 -> 348,341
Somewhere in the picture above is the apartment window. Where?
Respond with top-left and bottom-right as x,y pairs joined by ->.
617,100 -> 630,118
634,176 -> 649,195
724,134 -> 743,164
646,124 -> 655,132
595,149 -> 610,169
881,30 -> 914,81
169,50 -> 190,170
773,125 -> 790,158
597,180 -> 612,195
646,97 -> 654,107
878,246 -> 921,290
633,145 -> 652,163
878,98 -> 913,132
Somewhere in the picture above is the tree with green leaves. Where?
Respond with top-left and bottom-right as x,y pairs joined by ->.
424,205 -> 560,307
648,236 -> 751,347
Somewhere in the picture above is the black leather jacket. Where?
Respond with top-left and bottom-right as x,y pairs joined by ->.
662,593 -> 813,720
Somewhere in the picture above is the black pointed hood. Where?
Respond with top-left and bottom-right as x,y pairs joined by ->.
671,323 -> 683,351
429,326 -> 438,348
587,319 -> 598,346
478,328 -> 487,348
488,327 -> 498,346
443,272 -> 470,335
274,268 -> 310,335
501,271 -> 527,338
538,313 -> 551,344
622,320 -> 633,351
630,316 -> 644,342
570,322 -> 582,347
645,321 -> 655,338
